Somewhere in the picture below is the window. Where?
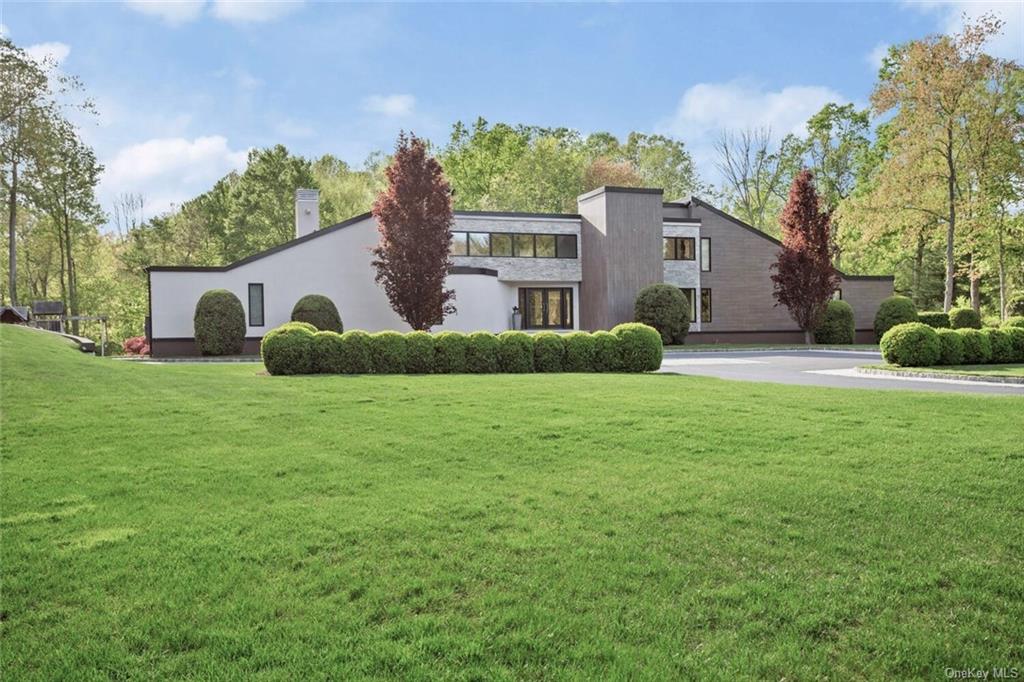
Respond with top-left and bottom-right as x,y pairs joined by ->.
518,287 -> 573,329
450,232 -> 468,256
469,232 -> 490,256
514,233 -> 535,258
491,233 -> 513,257
664,237 -> 695,261
248,283 -> 264,327
556,234 -> 578,259
535,234 -> 556,258
833,289 -> 843,300
700,238 -> 711,271
680,288 -> 697,323
701,288 -> 712,323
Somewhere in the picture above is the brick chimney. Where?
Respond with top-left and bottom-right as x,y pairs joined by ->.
295,189 -> 319,239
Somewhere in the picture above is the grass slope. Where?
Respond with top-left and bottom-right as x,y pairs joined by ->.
1,325 -> 1022,679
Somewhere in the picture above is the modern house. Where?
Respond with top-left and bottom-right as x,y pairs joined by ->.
147,186 -> 893,356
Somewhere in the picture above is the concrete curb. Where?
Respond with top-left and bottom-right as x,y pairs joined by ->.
857,366 -> 1024,385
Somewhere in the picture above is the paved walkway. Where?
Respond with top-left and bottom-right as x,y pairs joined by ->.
659,349 -> 1024,396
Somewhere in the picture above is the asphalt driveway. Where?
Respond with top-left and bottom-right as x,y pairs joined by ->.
659,349 -> 1024,396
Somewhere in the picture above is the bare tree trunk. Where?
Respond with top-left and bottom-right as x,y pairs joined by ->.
914,232 -> 925,304
804,328 -> 812,345
943,126 -> 956,312
7,159 -> 17,307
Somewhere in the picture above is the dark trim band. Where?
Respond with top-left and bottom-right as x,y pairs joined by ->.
449,266 -> 499,277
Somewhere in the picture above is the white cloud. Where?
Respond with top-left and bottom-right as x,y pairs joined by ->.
909,1 -> 1023,61
361,94 -> 416,117
210,0 -> 303,23
123,0 -> 206,26
25,42 -> 71,66
866,42 -> 890,71
101,136 -> 248,215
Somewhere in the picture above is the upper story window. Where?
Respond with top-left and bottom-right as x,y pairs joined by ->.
701,238 -> 711,271
664,237 -> 695,261
451,231 -> 578,259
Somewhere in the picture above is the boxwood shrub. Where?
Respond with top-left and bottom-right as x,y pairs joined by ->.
311,331 -> 345,374
634,284 -> 689,344
612,322 -> 663,372
194,289 -> 246,356
564,331 -> 596,372
592,331 -> 621,372
880,322 -> 940,367
496,331 -> 533,373
369,331 -> 406,374
983,328 -> 1015,364
404,331 -> 435,374
873,296 -> 917,341
918,311 -> 950,329
465,331 -> 499,373
339,330 -> 373,374
949,307 -> 982,330
1004,327 -> 1024,362
291,294 -> 343,333
282,321 -> 317,333
434,332 -> 468,373
935,329 -> 964,366
813,300 -> 855,344
261,324 -> 315,375
533,332 -> 566,372
958,328 -> 991,364
1002,316 -> 1024,329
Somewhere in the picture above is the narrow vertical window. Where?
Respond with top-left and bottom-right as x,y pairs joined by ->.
248,283 -> 264,327
680,288 -> 696,323
701,238 -> 711,271
701,288 -> 712,323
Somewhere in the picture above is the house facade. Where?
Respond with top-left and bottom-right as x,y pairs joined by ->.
147,186 -> 893,356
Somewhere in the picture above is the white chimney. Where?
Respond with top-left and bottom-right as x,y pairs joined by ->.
295,188 -> 320,239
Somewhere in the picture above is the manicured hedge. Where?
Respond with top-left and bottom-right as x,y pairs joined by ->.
194,289 -> 246,356
634,284 -> 689,345
261,323 -> 666,375
1005,328 -> 1024,362
949,307 -> 982,330
291,294 -> 343,333
983,329 -> 1015,364
813,300 -> 855,344
917,311 -> 950,329
935,329 -> 965,366
958,329 -> 991,364
880,322 -> 940,367
873,296 -> 917,341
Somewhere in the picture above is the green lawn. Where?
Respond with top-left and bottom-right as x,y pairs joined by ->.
866,363 -> 1024,378
2,324 -> 1022,679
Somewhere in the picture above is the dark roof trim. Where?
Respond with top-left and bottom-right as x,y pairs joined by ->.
146,212 -> 373,273
663,201 -> 692,208
662,218 -> 701,224
455,210 -> 580,220
690,197 -> 893,280
450,266 -> 499,277
577,185 -> 664,202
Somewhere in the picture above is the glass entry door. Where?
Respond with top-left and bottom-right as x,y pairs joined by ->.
519,288 -> 573,329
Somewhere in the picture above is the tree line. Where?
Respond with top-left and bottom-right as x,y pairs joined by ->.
2,15 -> 1021,344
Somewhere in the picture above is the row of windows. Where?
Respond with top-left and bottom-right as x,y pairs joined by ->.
451,232 -> 578,259
680,288 -> 712,324
665,237 -> 712,271
518,287 -> 573,329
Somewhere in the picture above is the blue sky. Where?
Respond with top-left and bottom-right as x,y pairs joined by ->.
3,1 -> 1022,219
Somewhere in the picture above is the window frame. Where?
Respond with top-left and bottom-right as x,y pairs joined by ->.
491,232 -> 513,257
680,288 -> 697,324
518,287 -> 574,329
450,231 -> 469,257
664,236 -> 696,261
468,232 -> 491,257
534,234 -> 557,258
452,230 -> 579,259
700,288 -> 712,323
248,283 -> 264,328
700,237 -> 711,272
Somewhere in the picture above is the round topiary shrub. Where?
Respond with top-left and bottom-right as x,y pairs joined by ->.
533,332 -> 566,372
465,332 -> 499,373
434,332 -> 468,373
634,284 -> 690,345
563,332 -> 596,372
813,300 -> 855,344
592,331 -> 621,372
194,289 -> 246,356
1002,316 -> 1024,329
612,322 -> 663,372
369,331 -> 407,374
339,330 -> 373,374
917,311 -> 950,329
879,322 -> 940,367
404,331 -> 435,374
1006,294 -> 1024,317
291,294 -> 343,333
983,328 -> 1014,364
497,331 -> 533,373
261,323 -> 315,375
312,331 -> 345,373
957,328 -> 991,364
1004,327 -> 1024,362
281,321 -> 317,333
873,295 -> 918,341
949,307 -> 982,330
935,329 -> 964,366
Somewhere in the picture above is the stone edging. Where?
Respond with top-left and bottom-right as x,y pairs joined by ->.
857,366 -> 1024,385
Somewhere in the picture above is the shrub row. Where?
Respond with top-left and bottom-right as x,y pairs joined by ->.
880,322 -> 1024,367
261,323 -> 663,375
